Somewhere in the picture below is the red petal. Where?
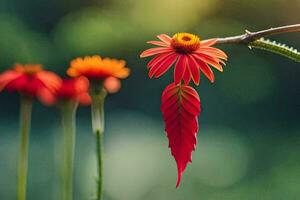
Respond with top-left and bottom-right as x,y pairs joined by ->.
6,75 -> 28,92
140,47 -> 173,58
157,34 -> 172,43
193,53 -> 223,72
37,87 -> 56,106
148,53 -> 177,78
154,54 -> 178,78
187,55 -> 200,85
78,92 -> 92,105
161,83 -> 201,188
147,52 -> 173,69
183,66 -> 192,84
36,71 -> 62,92
174,55 -> 187,84
195,59 -> 215,83
0,71 -> 22,91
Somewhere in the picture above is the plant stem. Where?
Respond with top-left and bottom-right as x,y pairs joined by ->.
95,129 -> 103,200
17,96 -> 33,200
91,84 -> 106,200
215,24 -> 300,45
60,101 -> 78,200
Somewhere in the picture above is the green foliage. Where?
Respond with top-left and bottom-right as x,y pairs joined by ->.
249,38 -> 300,62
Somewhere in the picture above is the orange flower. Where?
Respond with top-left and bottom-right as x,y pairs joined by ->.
55,76 -> 91,105
67,56 -> 130,80
140,33 -> 227,85
0,64 -> 61,105
67,55 -> 130,93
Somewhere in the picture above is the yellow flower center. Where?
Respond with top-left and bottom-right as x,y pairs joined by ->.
14,64 -> 43,75
171,33 -> 200,53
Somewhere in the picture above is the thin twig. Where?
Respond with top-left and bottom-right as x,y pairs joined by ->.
215,24 -> 300,45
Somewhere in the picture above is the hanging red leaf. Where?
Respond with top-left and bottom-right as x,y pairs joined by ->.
161,83 -> 201,188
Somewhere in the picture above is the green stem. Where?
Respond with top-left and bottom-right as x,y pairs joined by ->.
60,101 -> 78,200
91,85 -> 106,200
17,96 -> 33,200
96,129 -> 103,200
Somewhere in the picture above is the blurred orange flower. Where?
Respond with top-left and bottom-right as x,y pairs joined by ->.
0,64 -> 61,105
67,55 -> 130,93
67,56 -> 130,79
55,76 -> 91,105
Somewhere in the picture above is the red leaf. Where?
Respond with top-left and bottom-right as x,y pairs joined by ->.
161,83 -> 201,188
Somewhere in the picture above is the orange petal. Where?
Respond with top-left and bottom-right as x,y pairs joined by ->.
104,77 -> 121,94
198,47 -> 228,60
157,34 -> 172,43
147,40 -> 170,47
200,38 -> 218,47
140,47 -> 173,58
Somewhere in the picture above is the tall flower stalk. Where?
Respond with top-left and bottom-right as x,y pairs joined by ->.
53,77 -> 91,200
17,96 -> 33,200
90,82 -> 106,200
60,101 -> 77,200
67,55 -> 130,200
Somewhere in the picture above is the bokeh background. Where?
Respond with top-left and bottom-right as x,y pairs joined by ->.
0,0 -> 300,199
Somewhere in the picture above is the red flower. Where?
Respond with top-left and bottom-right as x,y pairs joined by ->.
55,76 -> 91,105
140,33 -> 227,85
161,83 -> 201,188
0,64 -> 61,105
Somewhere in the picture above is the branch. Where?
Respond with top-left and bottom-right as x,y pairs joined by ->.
215,24 -> 300,45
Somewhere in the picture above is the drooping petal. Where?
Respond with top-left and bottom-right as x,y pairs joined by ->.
104,77 -> 121,94
148,53 -> 177,78
183,66 -> 192,85
36,71 -> 62,92
0,71 -> 22,91
195,59 -> 215,83
5,75 -> 28,92
174,55 -> 187,84
161,83 -> 201,188
147,52 -> 174,69
192,53 -> 224,72
154,54 -> 178,78
78,93 -> 92,105
140,47 -> 173,58
187,55 -> 200,85
37,87 -> 56,106
157,34 -> 172,44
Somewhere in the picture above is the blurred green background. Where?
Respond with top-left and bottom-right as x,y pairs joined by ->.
0,0 -> 300,199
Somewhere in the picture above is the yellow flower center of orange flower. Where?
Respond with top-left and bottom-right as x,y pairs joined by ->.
171,33 -> 200,52
14,64 -> 43,75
